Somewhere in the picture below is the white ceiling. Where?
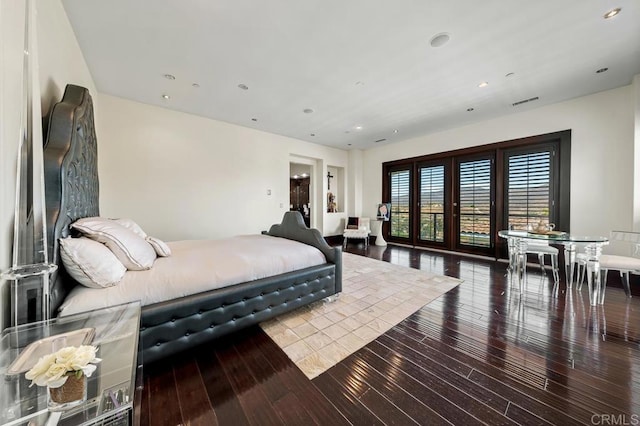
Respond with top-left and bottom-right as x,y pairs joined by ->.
61,0 -> 640,150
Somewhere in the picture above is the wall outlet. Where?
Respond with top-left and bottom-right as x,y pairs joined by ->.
267,189 -> 271,195
279,203 -> 283,208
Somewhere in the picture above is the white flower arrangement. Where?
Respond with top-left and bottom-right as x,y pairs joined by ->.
25,345 -> 101,388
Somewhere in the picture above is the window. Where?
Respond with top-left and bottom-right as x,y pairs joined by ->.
506,149 -> 553,230
390,169 -> 410,238
458,158 -> 492,248
419,165 -> 445,242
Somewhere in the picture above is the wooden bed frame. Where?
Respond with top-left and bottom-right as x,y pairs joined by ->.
41,84 -> 342,365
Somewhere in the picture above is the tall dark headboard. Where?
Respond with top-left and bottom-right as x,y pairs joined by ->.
44,84 -> 99,316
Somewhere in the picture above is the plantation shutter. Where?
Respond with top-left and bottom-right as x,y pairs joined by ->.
390,169 -> 410,238
458,159 -> 492,247
507,150 -> 552,230
419,165 -> 445,242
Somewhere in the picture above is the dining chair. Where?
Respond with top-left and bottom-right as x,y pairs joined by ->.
584,231 -> 640,299
507,238 -> 560,284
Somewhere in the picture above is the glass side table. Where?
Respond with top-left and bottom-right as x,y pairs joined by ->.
0,302 -> 141,426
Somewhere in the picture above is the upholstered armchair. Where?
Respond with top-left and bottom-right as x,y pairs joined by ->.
343,217 -> 371,248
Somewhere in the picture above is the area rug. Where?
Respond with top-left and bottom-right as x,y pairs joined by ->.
260,252 -> 462,379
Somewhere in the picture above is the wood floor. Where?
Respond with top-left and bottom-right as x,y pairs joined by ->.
138,244 -> 640,425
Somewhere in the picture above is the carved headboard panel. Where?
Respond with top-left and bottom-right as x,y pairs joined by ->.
43,84 -> 99,316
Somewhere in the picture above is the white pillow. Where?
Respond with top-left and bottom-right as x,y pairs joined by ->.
112,218 -> 148,239
71,217 -> 157,270
59,237 -> 126,288
146,236 -> 172,257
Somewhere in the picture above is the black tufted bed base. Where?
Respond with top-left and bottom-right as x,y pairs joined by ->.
140,264 -> 337,364
40,84 -> 342,366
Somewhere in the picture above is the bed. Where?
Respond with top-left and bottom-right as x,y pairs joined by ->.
41,84 -> 342,365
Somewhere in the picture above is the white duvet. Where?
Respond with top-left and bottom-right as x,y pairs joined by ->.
58,234 -> 326,316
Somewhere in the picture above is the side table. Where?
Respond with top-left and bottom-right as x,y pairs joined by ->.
0,301 -> 141,426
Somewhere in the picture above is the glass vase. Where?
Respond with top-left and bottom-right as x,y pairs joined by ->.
48,373 -> 87,411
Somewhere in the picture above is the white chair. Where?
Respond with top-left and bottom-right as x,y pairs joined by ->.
343,217 -> 371,249
586,231 -> 640,299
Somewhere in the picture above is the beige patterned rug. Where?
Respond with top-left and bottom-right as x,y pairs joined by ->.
260,252 -> 462,379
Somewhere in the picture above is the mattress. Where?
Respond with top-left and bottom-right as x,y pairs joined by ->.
58,234 -> 326,316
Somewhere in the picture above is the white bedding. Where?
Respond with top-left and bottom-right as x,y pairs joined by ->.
58,234 -> 326,316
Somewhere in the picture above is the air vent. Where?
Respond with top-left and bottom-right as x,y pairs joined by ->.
374,138 -> 387,143
512,97 -> 539,107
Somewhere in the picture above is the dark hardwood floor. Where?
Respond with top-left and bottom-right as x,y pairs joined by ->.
138,243 -> 640,425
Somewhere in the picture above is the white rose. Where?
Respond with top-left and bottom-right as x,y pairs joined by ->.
25,354 -> 57,387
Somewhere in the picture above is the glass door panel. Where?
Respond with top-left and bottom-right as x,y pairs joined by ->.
418,165 -> 445,243
390,169 -> 411,239
456,157 -> 494,252
506,150 -> 552,230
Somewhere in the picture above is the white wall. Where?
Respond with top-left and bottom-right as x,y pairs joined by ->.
96,94 -> 349,240
363,85 -> 636,255
0,0 -> 95,330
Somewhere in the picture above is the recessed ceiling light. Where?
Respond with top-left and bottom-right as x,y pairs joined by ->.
604,8 -> 621,19
303,108 -> 314,114
238,84 -> 249,90
192,83 -> 200,88
161,94 -> 170,99
478,81 -> 489,88
310,133 -> 315,136
355,126 -> 363,130
355,81 -> 365,86
293,174 -> 299,179
348,143 -> 352,146
163,74 -> 175,80
467,108 -> 474,112
344,131 -> 350,134
505,72 -> 515,78
251,118 -> 257,122
596,67 -> 609,73
429,32 -> 451,48
393,129 -> 399,134
301,173 -> 308,177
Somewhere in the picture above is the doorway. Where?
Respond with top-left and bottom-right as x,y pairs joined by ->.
290,163 -> 312,227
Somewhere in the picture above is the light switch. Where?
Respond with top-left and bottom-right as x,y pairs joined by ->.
267,189 -> 271,195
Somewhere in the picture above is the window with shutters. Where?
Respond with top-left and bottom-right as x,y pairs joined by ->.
505,147 -> 555,230
419,165 -> 445,242
458,158 -> 492,248
381,130 -> 569,258
390,169 -> 410,238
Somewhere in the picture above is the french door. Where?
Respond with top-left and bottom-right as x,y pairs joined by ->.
454,155 -> 495,256
382,130 -> 570,258
417,162 -> 448,247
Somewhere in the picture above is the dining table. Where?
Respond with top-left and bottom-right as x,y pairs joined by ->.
498,230 -> 609,306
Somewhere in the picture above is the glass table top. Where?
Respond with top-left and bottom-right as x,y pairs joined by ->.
498,230 -> 609,244
0,301 -> 141,426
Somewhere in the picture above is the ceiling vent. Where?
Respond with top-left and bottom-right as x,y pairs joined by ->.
374,138 -> 387,143
512,97 -> 539,107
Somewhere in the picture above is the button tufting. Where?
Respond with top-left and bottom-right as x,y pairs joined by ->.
210,324 -> 215,328
185,332 -> 190,336
171,318 -> 176,322
156,343 -> 161,347
198,310 -> 202,315
260,292 -> 264,296
252,310 -> 256,314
